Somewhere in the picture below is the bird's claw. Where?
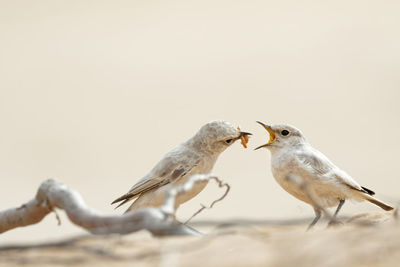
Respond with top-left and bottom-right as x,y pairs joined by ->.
328,219 -> 344,227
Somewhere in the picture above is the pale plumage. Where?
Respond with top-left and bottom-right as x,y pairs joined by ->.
256,122 -> 393,228
112,120 -> 251,213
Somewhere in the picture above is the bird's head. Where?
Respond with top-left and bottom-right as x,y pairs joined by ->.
255,121 -> 306,150
192,120 -> 252,154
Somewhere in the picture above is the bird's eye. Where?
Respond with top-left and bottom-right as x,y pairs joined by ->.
281,130 -> 290,136
225,139 -> 233,144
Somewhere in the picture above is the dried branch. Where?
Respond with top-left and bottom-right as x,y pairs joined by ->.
184,177 -> 230,224
0,174 -> 229,236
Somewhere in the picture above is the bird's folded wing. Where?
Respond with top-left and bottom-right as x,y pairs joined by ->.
111,178 -> 169,208
111,159 -> 199,208
296,151 -> 333,176
296,150 -> 363,191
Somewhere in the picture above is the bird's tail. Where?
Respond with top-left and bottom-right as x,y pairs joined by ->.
364,195 -> 394,211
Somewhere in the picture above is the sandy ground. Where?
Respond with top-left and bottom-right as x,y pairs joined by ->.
1,0 -> 400,244
1,212 -> 399,267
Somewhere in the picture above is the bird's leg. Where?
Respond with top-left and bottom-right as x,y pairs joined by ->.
328,199 -> 345,226
285,174 -> 331,230
307,209 -> 322,230
333,199 -> 345,217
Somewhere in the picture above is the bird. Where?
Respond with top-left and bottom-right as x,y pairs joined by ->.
112,120 -> 251,213
255,121 -> 393,229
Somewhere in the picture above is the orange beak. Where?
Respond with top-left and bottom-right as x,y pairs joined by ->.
254,121 -> 276,150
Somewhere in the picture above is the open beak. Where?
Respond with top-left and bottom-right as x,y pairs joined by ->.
255,121 -> 276,150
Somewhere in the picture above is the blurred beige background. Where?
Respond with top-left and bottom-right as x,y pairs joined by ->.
1,0 -> 399,243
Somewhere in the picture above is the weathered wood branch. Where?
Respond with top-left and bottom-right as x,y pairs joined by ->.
0,174 -> 228,236
184,177 -> 230,224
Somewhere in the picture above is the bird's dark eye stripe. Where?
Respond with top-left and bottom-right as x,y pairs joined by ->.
225,139 -> 233,144
281,130 -> 290,136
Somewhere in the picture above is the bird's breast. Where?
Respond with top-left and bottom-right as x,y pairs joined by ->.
270,152 -> 297,176
270,151 -> 313,204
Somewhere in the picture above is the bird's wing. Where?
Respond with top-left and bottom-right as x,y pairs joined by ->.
111,153 -> 200,208
295,149 -> 363,192
296,150 -> 333,176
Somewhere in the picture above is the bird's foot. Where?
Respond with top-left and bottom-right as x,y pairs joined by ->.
327,219 -> 344,227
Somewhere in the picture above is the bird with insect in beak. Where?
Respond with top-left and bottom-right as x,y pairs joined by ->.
255,121 -> 393,229
112,120 -> 251,213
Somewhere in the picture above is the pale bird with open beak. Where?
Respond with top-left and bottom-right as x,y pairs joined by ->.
112,120 -> 251,213
255,121 -> 393,229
